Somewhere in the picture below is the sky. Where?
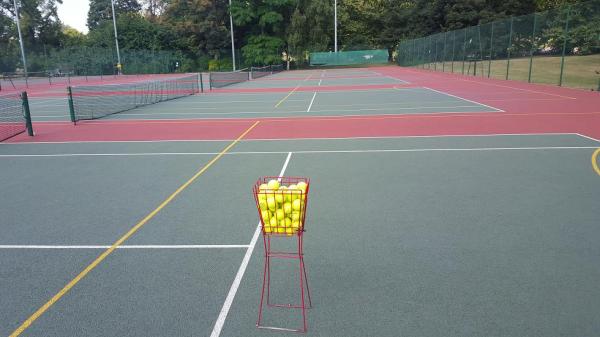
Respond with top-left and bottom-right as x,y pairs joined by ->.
57,0 -> 90,33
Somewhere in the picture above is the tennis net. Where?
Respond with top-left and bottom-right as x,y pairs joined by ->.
271,64 -> 284,73
68,74 -> 200,122
251,66 -> 271,79
209,69 -> 250,89
0,92 -> 33,142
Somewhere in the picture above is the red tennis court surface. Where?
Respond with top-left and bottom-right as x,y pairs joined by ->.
6,66 -> 600,143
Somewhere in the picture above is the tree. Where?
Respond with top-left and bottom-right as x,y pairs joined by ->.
87,0 -> 142,30
162,0 -> 230,61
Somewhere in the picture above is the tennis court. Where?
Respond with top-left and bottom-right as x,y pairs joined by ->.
1,66 -> 600,337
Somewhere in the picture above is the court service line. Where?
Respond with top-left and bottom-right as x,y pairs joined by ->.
91,104 -> 488,117
3,146 -> 596,158
0,245 -> 250,249
210,151 -> 292,337
1,132 -> 582,145
8,121 -> 261,337
422,86 -> 505,112
307,92 -> 317,112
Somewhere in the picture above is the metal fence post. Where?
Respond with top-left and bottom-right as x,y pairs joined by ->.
442,33 -> 446,72
434,35 -> 438,71
528,14 -> 538,83
462,29 -> 467,74
451,31 -> 456,72
559,5 -> 571,87
506,17 -> 514,80
488,23 -> 494,78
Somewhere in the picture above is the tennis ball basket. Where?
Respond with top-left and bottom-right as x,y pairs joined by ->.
252,176 -> 312,333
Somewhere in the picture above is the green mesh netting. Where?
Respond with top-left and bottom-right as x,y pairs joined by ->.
310,50 -> 389,66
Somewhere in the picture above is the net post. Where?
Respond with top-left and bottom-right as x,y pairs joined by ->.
506,16 -> 514,80
528,13 -> 537,83
67,86 -> 76,124
558,5 -> 570,87
209,73 -> 213,90
199,73 -> 204,93
21,91 -> 34,136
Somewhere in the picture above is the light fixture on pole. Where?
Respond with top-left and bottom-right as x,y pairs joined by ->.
229,0 -> 236,71
110,0 -> 122,74
334,0 -> 338,52
13,0 -> 28,74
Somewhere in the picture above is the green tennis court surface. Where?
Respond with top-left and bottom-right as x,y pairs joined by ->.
1,134 -> 600,336
27,87 -> 499,122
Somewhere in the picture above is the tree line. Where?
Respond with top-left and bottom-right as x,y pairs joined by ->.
0,0 -> 586,73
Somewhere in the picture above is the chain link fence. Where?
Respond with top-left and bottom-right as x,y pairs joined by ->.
0,44 -> 183,76
397,0 -> 600,91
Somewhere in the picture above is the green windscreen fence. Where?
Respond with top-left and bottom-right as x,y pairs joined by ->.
310,50 -> 389,66
397,0 -> 600,90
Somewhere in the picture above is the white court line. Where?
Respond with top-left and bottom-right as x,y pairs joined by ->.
318,78 -> 322,86
0,244 -> 250,249
210,152 -> 292,337
2,146 -> 596,158
457,78 -> 578,99
386,76 -> 409,84
91,104 -> 488,117
423,86 -> 505,112
575,133 -> 600,143
0,132 -> 582,145
307,92 -> 317,112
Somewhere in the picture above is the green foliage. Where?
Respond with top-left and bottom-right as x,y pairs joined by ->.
242,35 -> 284,65
1,0 -> 597,74
87,0 -> 142,30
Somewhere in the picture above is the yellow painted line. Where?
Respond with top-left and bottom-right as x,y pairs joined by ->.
274,75 -> 312,108
592,148 -> 600,176
9,121 -> 260,337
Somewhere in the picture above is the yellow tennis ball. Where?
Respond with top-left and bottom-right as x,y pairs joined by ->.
267,179 -> 280,190
269,217 -> 277,227
283,202 -> 292,214
257,193 -> 267,202
291,212 -> 300,221
275,209 -> 284,220
296,181 -> 307,192
264,226 -> 272,233
285,218 -> 292,227
286,227 -> 293,235
277,226 -> 286,233
291,220 -> 300,228
267,196 -> 276,210
292,199 -> 302,211
260,210 -> 270,221
259,200 -> 268,211
275,194 -> 284,204
259,183 -> 268,190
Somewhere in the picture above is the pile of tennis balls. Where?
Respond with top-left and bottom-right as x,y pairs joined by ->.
257,179 -> 307,235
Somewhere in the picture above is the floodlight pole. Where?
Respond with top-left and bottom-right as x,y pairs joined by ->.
13,0 -> 28,74
229,0 -> 236,71
334,0 -> 338,52
110,0 -> 122,74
